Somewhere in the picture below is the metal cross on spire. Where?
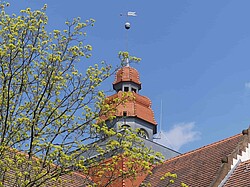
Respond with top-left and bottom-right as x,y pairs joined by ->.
120,11 -> 137,67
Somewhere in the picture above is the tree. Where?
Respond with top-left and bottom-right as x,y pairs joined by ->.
0,3 -> 159,186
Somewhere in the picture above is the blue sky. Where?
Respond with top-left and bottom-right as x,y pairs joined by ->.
7,0 -> 250,153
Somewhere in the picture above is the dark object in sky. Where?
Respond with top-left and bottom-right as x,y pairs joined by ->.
125,22 -> 130,29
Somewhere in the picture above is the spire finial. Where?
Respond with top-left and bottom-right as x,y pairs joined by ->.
120,11 -> 137,52
126,57 -> 130,67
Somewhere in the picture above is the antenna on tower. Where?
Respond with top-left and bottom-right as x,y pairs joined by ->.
153,100 -> 163,140
120,11 -> 137,66
160,99 -> 163,133
152,102 -> 175,150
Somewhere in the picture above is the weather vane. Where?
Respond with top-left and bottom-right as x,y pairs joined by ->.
120,11 -> 137,66
120,11 -> 137,30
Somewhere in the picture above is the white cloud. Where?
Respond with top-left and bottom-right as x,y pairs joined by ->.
245,82 -> 250,89
153,122 -> 201,151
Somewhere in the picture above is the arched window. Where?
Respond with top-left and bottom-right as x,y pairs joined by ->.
138,128 -> 149,139
121,124 -> 130,130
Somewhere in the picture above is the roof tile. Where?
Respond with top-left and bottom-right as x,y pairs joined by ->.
113,67 -> 141,86
224,159 -> 250,186
143,134 -> 243,187
106,92 -> 157,125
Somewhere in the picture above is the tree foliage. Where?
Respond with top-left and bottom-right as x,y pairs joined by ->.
0,3 -> 162,187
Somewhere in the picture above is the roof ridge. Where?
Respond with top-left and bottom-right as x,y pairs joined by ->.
162,133 -> 242,164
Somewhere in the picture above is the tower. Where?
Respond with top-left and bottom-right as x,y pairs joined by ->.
102,60 -> 180,161
106,64 -> 157,140
99,12 -> 180,160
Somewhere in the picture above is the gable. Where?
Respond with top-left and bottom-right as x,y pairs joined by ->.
143,133 -> 245,187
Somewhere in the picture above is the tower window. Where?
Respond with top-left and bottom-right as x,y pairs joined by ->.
124,87 -> 129,92
132,88 -> 137,93
123,111 -> 127,116
121,124 -> 130,130
138,129 -> 149,139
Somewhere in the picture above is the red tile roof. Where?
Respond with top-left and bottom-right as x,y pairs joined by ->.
143,133 -> 245,187
3,170 -> 91,187
113,66 -> 141,86
1,148 -> 92,186
224,159 -> 250,187
49,172 -> 92,186
106,91 -> 157,125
